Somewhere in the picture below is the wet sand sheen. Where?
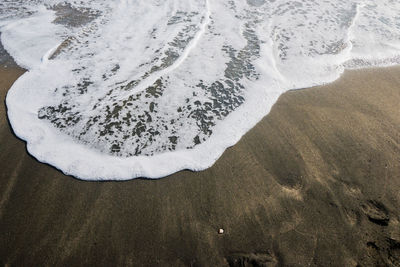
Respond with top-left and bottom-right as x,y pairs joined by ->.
1,65 -> 400,266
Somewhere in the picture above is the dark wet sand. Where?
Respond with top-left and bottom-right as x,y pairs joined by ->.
1,64 -> 400,266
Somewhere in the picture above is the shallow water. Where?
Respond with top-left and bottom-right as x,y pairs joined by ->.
1,0 -> 400,180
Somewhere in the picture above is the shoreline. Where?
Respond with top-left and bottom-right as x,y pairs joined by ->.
1,64 -> 400,265
4,64 -> 399,182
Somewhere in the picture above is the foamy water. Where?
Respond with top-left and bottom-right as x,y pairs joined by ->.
1,0 -> 400,180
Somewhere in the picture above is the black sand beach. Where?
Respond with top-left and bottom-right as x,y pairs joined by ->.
1,64 -> 400,266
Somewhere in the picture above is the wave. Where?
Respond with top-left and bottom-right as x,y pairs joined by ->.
2,0 -> 400,180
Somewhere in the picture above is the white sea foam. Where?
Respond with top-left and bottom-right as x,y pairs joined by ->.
2,0 -> 400,180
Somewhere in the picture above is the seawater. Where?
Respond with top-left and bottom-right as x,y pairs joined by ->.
1,0 -> 400,180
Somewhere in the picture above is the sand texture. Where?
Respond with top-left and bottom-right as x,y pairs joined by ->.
1,65 -> 400,266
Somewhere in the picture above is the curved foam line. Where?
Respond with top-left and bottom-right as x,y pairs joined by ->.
6,66 -> 277,181
41,42 -> 61,64
114,0 -> 211,101
344,2 -> 363,60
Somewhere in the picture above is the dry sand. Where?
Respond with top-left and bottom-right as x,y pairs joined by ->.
0,64 -> 400,266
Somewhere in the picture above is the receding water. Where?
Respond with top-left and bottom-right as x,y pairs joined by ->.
1,0 -> 400,180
